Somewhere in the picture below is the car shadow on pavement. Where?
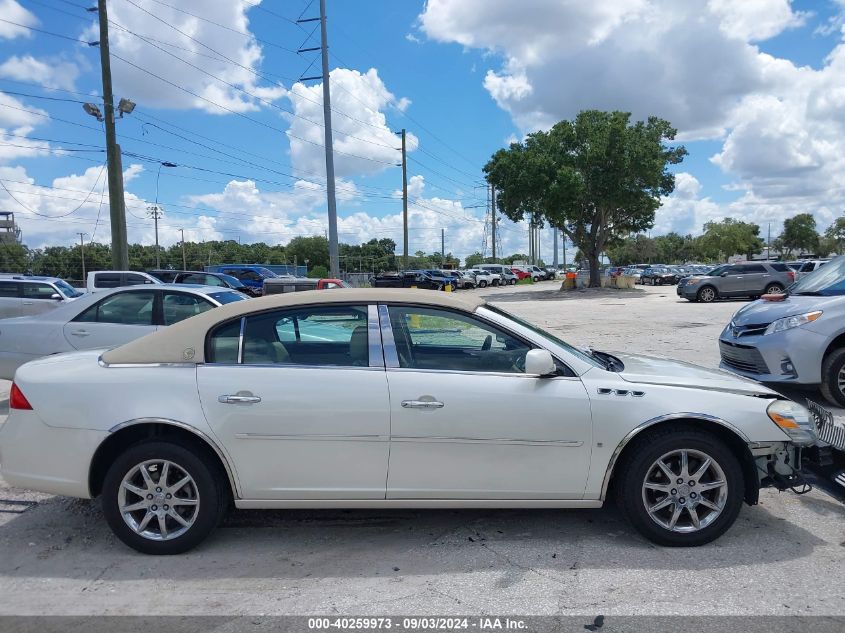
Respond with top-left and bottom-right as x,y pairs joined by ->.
484,288 -> 648,303
0,493 -> 834,581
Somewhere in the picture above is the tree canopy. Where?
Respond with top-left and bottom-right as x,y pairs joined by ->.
484,110 -> 686,286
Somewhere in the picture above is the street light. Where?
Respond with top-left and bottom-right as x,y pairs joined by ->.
149,161 -> 177,269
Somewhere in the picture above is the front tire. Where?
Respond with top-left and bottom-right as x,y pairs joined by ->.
697,286 -> 717,303
820,347 -> 845,407
615,428 -> 744,546
102,441 -> 224,554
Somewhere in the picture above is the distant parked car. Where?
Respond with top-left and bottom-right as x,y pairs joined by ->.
641,267 -> 678,286
468,269 -> 495,288
0,284 -> 247,380
677,262 -> 795,303
372,271 -> 442,290
0,275 -> 84,319
148,270 -> 259,297
478,264 -> 518,285
207,265 -> 278,295
86,271 -> 161,293
787,260 -> 830,280
471,267 -> 503,286
510,268 -> 531,281
450,271 -> 477,289
263,277 -> 347,294
623,268 -> 643,283
719,256 -> 845,411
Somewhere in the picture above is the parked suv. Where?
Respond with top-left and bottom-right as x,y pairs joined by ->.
372,271 -> 442,290
719,255 -> 845,408
86,271 -> 161,293
788,260 -> 830,280
478,264 -> 518,285
206,265 -> 278,295
677,262 -> 794,303
0,275 -> 84,319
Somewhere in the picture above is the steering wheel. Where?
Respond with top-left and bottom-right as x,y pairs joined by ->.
481,334 -> 492,351
511,352 -> 527,373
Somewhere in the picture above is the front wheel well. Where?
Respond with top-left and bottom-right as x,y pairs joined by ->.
88,422 -> 235,500
823,333 -> 845,363
606,419 -> 759,506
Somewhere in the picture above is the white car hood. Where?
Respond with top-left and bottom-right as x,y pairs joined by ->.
613,352 -> 777,397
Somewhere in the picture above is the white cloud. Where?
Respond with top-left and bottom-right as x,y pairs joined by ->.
708,0 -> 808,42
88,0 -> 286,114
0,55 -> 80,91
0,92 -> 47,129
0,1 -> 37,40
286,67 -> 417,179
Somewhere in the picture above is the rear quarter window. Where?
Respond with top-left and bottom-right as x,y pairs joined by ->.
769,263 -> 789,272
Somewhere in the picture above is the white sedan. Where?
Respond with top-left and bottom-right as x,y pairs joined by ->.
0,284 -> 247,379
0,289 -> 817,554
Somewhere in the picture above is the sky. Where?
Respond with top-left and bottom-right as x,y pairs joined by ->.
1,0 -> 844,264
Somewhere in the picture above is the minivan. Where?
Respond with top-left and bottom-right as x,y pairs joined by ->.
479,264 -> 518,285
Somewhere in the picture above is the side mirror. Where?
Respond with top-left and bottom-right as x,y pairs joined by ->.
50,293 -> 62,300
524,349 -> 557,377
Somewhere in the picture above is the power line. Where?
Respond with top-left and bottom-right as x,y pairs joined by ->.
0,164 -> 106,218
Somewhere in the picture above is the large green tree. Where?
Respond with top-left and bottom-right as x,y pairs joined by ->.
824,217 -> 845,255
697,218 -> 763,261
484,110 -> 686,286
780,213 -> 819,256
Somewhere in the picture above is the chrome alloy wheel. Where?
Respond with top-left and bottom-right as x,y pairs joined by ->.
118,459 -> 200,541
641,449 -> 728,533
838,366 -> 845,397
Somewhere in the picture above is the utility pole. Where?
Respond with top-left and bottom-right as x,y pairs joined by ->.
563,233 -> 567,269
767,222 -> 771,261
491,186 -> 497,262
180,228 -> 187,270
441,228 -> 445,267
401,129 -> 408,270
77,232 -> 87,281
147,205 -> 163,268
297,0 -> 339,277
97,0 -> 128,270
553,227 -> 558,268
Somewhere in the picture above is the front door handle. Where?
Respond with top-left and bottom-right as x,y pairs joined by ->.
401,399 -> 444,409
70,329 -> 90,337
218,394 -> 262,404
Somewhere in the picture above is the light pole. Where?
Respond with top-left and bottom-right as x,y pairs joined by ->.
148,161 -> 176,269
77,232 -> 87,281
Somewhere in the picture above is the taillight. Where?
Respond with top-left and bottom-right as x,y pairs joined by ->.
787,271 -> 795,281
9,383 -> 32,410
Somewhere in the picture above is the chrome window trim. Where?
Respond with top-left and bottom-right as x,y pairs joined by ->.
237,315 -> 246,364
197,362 -> 384,372
105,417 -> 241,498
598,412 -> 752,500
378,304 -> 400,368
98,355 -> 195,369
383,366 -> 581,380
367,304 -> 384,368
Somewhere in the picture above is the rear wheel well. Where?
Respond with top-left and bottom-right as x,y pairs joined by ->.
607,419 -> 759,505
88,423 -> 234,500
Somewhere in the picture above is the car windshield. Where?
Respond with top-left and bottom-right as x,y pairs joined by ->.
789,256 -> 845,296
487,306 -> 605,369
54,279 -> 84,298
208,291 -> 248,304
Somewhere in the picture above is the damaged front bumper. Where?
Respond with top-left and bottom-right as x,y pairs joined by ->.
751,442 -> 812,495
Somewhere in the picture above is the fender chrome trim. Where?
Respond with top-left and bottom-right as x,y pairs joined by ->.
599,412 -> 752,500
107,417 -> 241,498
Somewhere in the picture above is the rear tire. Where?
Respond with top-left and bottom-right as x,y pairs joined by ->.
820,347 -> 845,408
615,428 -> 744,546
102,441 -> 224,555
764,283 -> 784,295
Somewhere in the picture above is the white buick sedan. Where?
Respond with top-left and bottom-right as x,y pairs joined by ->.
0,289 -> 817,554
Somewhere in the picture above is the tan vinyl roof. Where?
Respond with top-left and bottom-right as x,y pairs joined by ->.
101,288 -> 486,365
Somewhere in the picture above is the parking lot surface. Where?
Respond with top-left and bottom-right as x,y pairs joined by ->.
0,283 -> 842,616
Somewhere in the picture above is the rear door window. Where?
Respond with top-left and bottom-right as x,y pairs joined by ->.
162,291 -> 214,325
76,290 -> 157,325
740,264 -> 766,273
126,273 -> 152,286
94,273 -> 121,288
0,281 -> 20,297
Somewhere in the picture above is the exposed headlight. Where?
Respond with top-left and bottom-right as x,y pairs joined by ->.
763,311 -> 822,335
766,400 -> 816,446
685,278 -> 701,285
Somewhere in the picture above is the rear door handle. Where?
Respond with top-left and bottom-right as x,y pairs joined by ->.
70,329 -> 90,337
218,394 -> 262,404
401,400 -> 444,409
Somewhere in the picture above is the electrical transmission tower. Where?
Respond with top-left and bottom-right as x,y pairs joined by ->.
481,184 -> 502,261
